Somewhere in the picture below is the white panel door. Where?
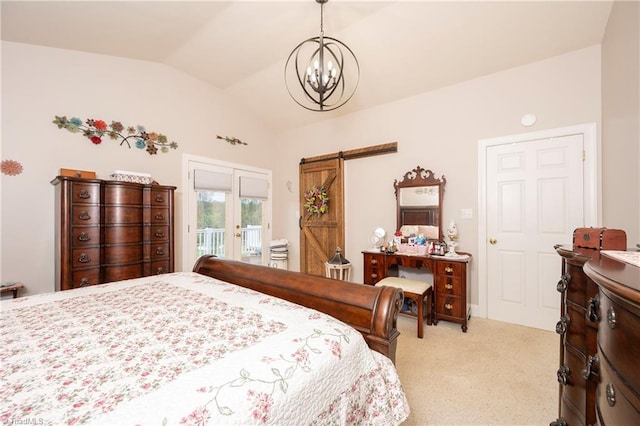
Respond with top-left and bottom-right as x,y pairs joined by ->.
486,134 -> 584,330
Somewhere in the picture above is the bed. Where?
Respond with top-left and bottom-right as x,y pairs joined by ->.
1,256 -> 409,425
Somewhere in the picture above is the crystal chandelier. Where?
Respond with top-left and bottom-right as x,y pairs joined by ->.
284,0 -> 359,112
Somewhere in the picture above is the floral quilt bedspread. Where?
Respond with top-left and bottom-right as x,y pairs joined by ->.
1,272 -> 409,425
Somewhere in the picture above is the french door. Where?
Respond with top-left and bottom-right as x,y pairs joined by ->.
183,156 -> 272,270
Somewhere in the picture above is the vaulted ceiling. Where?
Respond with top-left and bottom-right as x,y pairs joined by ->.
1,1 -> 614,133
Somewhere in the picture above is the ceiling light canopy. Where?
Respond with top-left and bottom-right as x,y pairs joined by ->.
285,0 -> 359,112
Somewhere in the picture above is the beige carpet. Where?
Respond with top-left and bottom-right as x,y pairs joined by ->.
394,315 -> 557,425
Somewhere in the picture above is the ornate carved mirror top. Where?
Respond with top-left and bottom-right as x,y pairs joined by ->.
394,166 -> 446,240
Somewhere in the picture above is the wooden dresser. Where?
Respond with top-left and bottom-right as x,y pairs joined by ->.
362,251 -> 471,331
553,242 -> 639,426
584,251 -> 640,425
52,176 -> 175,291
553,245 -> 601,426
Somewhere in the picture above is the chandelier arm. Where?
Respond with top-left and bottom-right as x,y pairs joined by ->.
318,42 -> 344,100
291,39 -> 325,106
299,45 -> 326,105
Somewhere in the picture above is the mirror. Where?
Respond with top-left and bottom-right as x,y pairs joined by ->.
394,166 -> 446,241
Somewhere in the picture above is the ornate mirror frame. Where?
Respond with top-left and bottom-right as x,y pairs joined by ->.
394,166 -> 446,240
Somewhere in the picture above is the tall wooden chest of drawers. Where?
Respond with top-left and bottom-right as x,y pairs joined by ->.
52,176 -> 175,291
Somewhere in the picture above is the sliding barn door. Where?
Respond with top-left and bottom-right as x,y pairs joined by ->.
299,158 -> 344,276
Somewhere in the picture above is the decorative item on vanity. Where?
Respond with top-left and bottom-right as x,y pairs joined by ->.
284,0 -> 359,112
325,247 -> 351,281
369,227 -> 386,250
446,220 -> 459,257
216,135 -> 247,146
52,116 -> 178,155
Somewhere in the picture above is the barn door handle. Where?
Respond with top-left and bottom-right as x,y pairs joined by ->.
298,216 -> 302,230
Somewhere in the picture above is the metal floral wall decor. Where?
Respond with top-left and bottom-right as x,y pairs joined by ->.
216,135 -> 247,146
1,160 -> 23,176
52,116 -> 179,155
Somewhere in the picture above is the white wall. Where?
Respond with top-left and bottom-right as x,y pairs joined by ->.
601,0 -> 640,241
0,41 -> 276,295
273,46 -> 603,308
3,41 -> 628,309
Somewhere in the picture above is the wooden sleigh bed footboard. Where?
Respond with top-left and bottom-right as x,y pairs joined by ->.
192,255 -> 403,363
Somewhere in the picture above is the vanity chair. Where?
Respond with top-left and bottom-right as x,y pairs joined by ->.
375,277 -> 432,338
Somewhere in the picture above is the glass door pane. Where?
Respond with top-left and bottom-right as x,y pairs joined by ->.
239,197 -> 264,265
196,190 -> 228,259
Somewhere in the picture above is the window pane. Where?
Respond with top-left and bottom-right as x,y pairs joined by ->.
196,190 -> 227,258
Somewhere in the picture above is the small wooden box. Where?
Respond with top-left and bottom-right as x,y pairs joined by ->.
59,168 -> 96,179
573,227 -> 627,250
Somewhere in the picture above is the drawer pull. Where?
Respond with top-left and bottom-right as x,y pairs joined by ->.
444,303 -> 453,310
556,365 -> 570,385
371,259 -> 377,265
78,253 -> 91,263
606,383 -> 616,407
78,189 -> 90,199
556,273 -> 570,293
607,306 -> 617,329
371,273 -> 377,279
155,195 -> 165,203
155,213 -> 165,220
550,418 -> 567,426
79,211 -> 91,221
586,294 -> 600,323
445,283 -> 453,290
555,315 -> 570,335
156,247 -> 165,255
79,278 -> 90,287
156,267 -> 164,275
580,354 -> 599,380
445,266 -> 453,274
155,230 -> 165,238
77,232 -> 90,242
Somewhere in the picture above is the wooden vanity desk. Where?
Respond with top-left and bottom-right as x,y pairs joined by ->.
362,250 -> 471,332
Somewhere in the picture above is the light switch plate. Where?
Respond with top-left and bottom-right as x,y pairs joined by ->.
461,208 -> 473,219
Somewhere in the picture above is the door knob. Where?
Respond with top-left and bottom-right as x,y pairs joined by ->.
489,238 -> 497,245
235,232 -> 241,237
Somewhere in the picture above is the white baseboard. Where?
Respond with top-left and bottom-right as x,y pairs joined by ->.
468,304 -> 485,319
